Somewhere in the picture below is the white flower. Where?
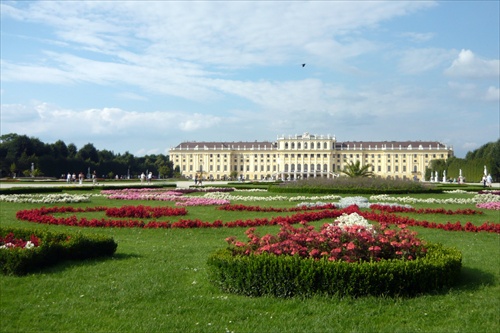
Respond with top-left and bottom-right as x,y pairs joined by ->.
330,212 -> 374,232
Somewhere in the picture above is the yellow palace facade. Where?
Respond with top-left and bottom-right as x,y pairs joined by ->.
169,133 -> 453,181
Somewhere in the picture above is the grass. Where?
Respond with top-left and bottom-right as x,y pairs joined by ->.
0,189 -> 499,333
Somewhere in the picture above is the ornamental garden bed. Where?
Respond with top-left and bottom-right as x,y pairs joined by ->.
0,227 -> 117,275
207,214 -> 462,298
0,186 -> 499,332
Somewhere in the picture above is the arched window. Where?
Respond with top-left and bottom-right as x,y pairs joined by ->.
310,164 -> 314,171
291,143 -> 295,149
304,164 -> 308,172
297,164 -> 301,172
317,164 -> 321,172
304,142 -> 308,149
317,142 -> 321,149
284,164 -> 289,172
298,143 -> 301,149
285,143 -> 289,149
324,142 -> 328,149
413,165 -> 418,172
323,164 -> 328,172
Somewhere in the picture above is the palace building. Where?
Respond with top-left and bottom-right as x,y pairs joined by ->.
169,133 -> 453,181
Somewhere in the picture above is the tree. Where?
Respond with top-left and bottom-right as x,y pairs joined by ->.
341,161 -> 374,178
77,143 -> 99,163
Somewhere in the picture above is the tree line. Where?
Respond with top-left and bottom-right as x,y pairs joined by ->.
425,139 -> 500,183
0,133 -> 179,180
1,133 -> 498,183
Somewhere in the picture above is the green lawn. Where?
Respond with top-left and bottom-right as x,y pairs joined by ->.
0,190 -> 499,333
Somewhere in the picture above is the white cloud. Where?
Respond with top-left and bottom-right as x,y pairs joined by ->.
398,48 -> 456,74
445,49 -> 500,78
399,32 -> 435,43
484,86 -> 500,101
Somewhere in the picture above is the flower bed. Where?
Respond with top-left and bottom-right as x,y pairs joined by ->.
0,227 -> 117,275
14,203 -> 500,232
0,193 -> 92,203
105,205 -> 187,218
476,202 -> 500,210
208,215 -> 462,298
225,214 -> 426,262
0,232 -> 40,250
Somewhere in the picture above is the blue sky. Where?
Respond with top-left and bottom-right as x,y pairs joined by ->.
1,1 -> 498,158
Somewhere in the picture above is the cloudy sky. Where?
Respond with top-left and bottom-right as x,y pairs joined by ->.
1,1 -> 499,158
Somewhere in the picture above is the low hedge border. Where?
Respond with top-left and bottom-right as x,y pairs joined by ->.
267,186 -> 444,195
0,227 -> 118,276
207,243 -> 462,298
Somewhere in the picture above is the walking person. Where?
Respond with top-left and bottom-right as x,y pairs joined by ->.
486,174 -> 493,187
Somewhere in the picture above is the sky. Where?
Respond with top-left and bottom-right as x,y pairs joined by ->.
1,1 -> 499,158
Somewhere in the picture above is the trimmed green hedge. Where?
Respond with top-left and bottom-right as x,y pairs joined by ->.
0,187 -> 65,195
207,243 -> 462,298
268,186 -> 443,195
0,227 -> 118,275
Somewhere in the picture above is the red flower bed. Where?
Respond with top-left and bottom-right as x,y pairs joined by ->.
15,205 -> 356,229
105,205 -> 187,218
14,203 -> 500,233
369,204 -> 483,215
0,232 -> 40,249
226,220 -> 426,262
360,210 -> 500,233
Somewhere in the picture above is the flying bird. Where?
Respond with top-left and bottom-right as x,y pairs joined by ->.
302,63 -> 306,67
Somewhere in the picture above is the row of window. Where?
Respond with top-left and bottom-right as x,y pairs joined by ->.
283,142 -> 331,150
173,152 -> 445,161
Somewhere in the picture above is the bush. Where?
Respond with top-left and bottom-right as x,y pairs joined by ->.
268,177 -> 442,194
207,243 -> 462,298
0,227 -> 117,275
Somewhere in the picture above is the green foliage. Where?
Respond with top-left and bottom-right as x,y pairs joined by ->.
341,160 -> 374,178
207,243 -> 462,298
269,177 -> 441,194
0,133 -> 174,179
0,227 -> 117,275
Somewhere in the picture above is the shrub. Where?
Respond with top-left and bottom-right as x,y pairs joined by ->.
0,227 -> 117,275
207,243 -> 462,298
269,178 -> 442,194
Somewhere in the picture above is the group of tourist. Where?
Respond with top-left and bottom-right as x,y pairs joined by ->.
482,174 -> 493,187
63,171 -> 98,185
140,172 -> 153,184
